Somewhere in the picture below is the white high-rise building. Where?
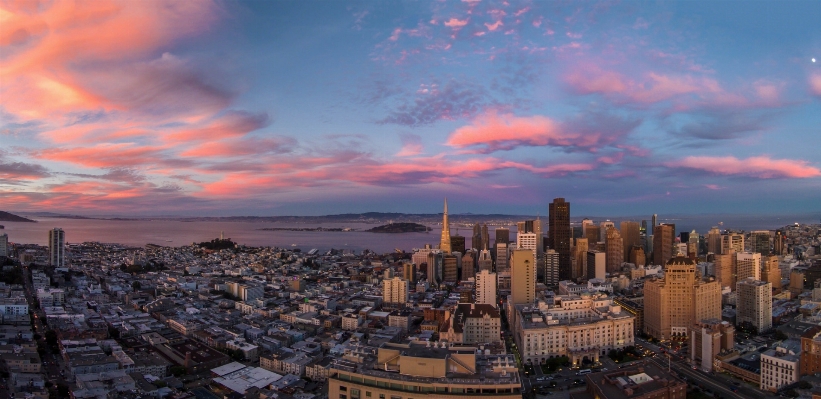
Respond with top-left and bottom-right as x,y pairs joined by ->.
516,232 -> 538,259
736,277 -> 772,333
383,277 -> 409,306
49,228 -> 65,267
475,270 -> 497,306
0,233 -> 8,257
736,252 -> 762,281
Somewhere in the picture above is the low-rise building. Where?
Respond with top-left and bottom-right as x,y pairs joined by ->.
329,342 -> 521,399
512,292 -> 635,366
760,340 -> 800,392
571,361 -> 687,399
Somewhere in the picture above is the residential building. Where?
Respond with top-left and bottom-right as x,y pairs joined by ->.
689,319 -> 734,372
441,303 -> 501,345
475,270 -> 497,305
760,340 -> 800,392
572,238 -> 588,280
736,278 -> 772,333
49,227 -> 65,267
382,277 -> 409,307
736,252 -> 762,281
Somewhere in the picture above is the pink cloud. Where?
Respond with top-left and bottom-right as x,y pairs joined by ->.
811,73 -> 821,96
165,111 -> 269,143
444,18 -> 469,28
667,156 -> 821,179
704,184 -> 723,190
180,137 -> 295,158
446,111 -> 628,153
37,143 -> 168,169
485,21 -> 503,31
564,65 -> 761,108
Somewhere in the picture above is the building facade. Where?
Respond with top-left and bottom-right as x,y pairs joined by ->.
644,256 -> 721,340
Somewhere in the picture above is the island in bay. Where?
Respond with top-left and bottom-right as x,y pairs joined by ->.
366,222 -> 431,233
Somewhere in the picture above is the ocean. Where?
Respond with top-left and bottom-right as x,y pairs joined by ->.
1,214 -> 818,253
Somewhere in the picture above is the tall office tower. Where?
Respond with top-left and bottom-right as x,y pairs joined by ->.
652,214 -> 658,227
584,223 -> 599,246
443,254 -> 459,282
652,224 -> 674,266
707,227 -> 722,254
383,276 -> 409,306
713,252 -> 735,289
478,249 -> 494,272
572,238 -> 589,279
543,249 -> 560,286
586,250 -> 606,280
548,198 -> 571,280
644,233 -> 654,255
495,228 -> 510,246
629,245 -> 646,267
516,231 -> 538,259
427,251 -> 444,285
439,199 -> 451,253
688,229 -> 699,258
599,220 -> 615,243
481,224 -> 490,250
620,221 -> 640,262
494,242 -> 509,272
774,230 -> 785,255
736,278 -> 773,332
451,235 -> 466,254
605,228 -> 623,273
644,256 -> 722,340
736,252 -> 762,281
640,220 -> 648,234
679,231 -> 690,244
721,232 -> 744,254
403,263 -> 417,285
472,224 -> 482,250
462,250 -> 476,281
0,233 -> 8,257
49,228 -> 65,267
412,245 -> 433,270
763,255 -> 782,294
750,231 -> 771,255
510,248 -> 535,305
475,270 -> 497,305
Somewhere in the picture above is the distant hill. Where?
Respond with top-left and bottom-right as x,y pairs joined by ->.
367,222 -> 431,233
0,211 -> 37,223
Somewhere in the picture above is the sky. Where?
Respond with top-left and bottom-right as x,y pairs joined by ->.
1,0 -> 820,217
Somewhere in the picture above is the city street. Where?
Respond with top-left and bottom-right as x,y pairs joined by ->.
21,266 -> 70,388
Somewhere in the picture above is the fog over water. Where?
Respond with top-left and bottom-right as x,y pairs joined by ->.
2,214 -> 818,253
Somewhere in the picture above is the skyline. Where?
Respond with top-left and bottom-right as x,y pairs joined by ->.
2,1 -> 821,216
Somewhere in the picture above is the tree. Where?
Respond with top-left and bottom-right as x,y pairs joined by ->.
132,281 -> 141,290
774,330 -> 789,340
798,381 -> 812,389
170,365 -> 186,377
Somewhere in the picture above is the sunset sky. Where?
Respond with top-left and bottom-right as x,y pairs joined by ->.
1,0 -> 820,216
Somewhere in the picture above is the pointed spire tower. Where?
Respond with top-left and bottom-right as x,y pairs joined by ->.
440,198 -> 452,253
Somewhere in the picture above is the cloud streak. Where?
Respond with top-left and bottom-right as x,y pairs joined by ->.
667,156 -> 821,179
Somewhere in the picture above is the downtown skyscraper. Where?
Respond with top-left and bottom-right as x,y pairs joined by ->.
548,198 -> 571,280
